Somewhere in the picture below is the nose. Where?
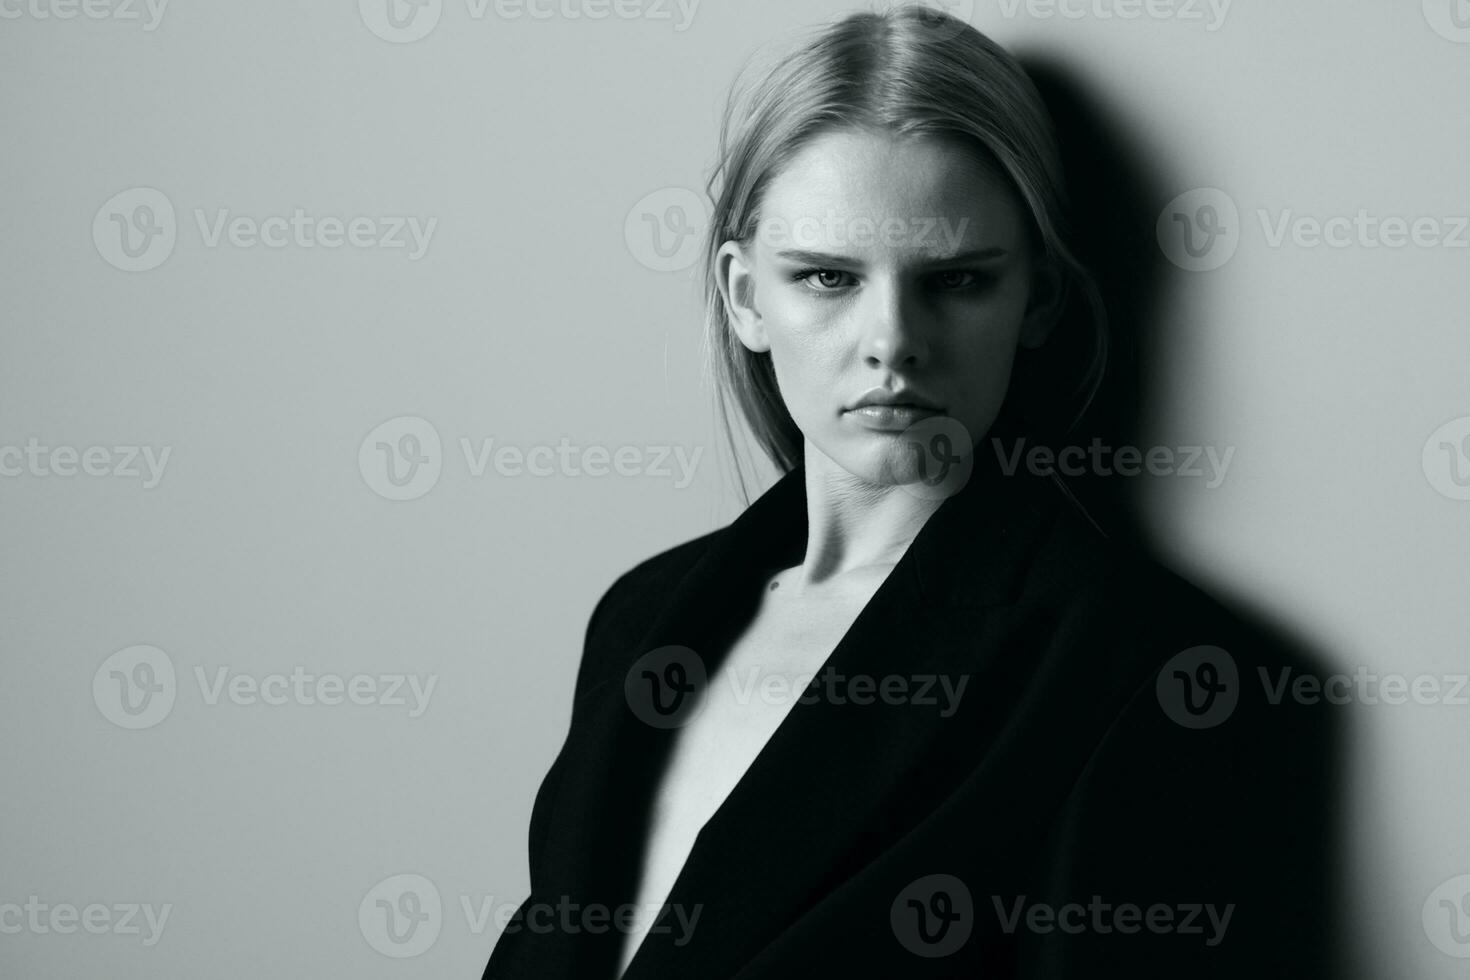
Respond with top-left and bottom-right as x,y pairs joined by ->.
858,279 -> 929,371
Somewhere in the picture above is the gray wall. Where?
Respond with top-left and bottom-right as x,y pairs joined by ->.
2,1 -> 1466,976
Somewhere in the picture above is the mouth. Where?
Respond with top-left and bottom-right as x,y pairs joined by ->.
843,403 -> 944,430
845,386 -> 944,419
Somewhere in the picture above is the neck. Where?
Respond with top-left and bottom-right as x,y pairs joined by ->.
793,441 -> 947,588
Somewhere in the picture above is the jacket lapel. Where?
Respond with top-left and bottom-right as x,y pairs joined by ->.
545,446 -> 1061,979
531,465 -> 808,975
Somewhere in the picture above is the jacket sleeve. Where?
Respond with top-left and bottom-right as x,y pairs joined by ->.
525,574 -> 626,881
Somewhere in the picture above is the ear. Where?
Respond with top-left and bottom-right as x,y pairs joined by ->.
1018,255 -> 1067,350
716,240 -> 769,353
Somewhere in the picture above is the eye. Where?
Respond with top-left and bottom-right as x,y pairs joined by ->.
791,268 -> 855,292
930,270 -> 980,290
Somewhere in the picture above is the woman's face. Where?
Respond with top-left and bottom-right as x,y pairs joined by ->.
719,127 -> 1059,488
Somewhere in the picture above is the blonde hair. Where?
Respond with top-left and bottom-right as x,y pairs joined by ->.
701,5 -> 1107,499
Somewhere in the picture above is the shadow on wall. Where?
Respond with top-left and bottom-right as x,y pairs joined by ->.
1019,53 -> 1367,980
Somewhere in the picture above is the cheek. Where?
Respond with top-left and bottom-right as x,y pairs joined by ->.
945,326 -> 1022,403
766,334 -> 841,422
961,275 -> 1032,328
763,300 -> 848,383
938,283 -> 1032,358
951,313 -> 1024,363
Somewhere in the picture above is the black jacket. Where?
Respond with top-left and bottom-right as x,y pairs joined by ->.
482,451 -> 1342,979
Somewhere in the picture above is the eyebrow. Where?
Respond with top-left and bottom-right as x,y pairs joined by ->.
772,247 -> 1009,267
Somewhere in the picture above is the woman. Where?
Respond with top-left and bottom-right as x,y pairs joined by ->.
483,7 -> 1339,978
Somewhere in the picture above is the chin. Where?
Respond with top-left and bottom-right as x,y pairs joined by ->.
815,411 -> 990,498
819,438 -> 939,488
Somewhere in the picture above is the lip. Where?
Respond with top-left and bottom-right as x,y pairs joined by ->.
844,404 -> 943,431
847,387 -> 943,412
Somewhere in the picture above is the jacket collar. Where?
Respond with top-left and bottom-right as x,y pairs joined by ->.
714,430 -> 1061,610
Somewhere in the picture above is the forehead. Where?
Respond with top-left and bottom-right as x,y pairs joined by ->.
756,128 -> 1026,253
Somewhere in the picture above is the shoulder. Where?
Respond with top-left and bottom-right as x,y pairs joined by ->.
1017,493 -> 1277,684
569,526 -> 725,700
588,527 -> 723,631
1005,490 -> 1328,752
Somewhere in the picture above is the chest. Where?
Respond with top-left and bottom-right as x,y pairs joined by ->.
630,572 -> 890,895
659,584 -> 875,819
